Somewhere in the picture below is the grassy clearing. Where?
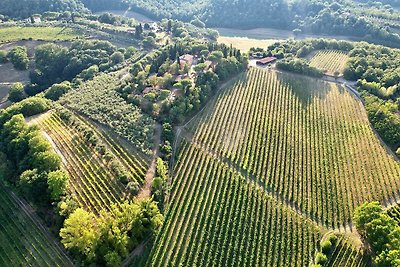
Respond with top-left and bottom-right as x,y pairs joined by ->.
217,36 -> 279,52
309,50 -> 349,75
0,26 -> 83,42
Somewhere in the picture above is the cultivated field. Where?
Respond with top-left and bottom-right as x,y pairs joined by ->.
135,67 -> 398,266
217,36 -> 279,52
0,186 -> 72,266
147,141 -> 321,267
184,68 -> 400,229
309,50 -> 349,75
33,112 -> 150,213
0,26 -> 83,43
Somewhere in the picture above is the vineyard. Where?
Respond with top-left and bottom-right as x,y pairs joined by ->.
309,50 -> 349,75
146,141 -> 321,267
0,186 -> 72,266
325,237 -> 369,267
33,111 -> 150,213
184,68 -> 400,229
137,67 -> 400,266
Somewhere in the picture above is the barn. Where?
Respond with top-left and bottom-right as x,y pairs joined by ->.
256,57 -> 277,65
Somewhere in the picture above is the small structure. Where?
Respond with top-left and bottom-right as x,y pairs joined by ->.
179,54 -> 196,69
256,57 -> 277,66
32,15 -> 42,24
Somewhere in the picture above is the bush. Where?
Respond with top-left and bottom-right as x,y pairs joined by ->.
45,82 -> 71,101
315,252 -> 328,265
7,46 -> 29,70
328,234 -> 338,245
396,147 -> 400,157
0,50 -> 7,63
321,240 -> 333,254
8,82 -> 25,102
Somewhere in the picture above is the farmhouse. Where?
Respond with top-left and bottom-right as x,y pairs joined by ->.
32,15 -> 42,23
256,57 -> 277,65
179,54 -> 197,68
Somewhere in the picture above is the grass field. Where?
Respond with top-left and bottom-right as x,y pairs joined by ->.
0,186 -> 72,266
0,26 -> 83,42
309,50 -> 349,75
132,67 -> 397,266
217,36 -> 279,52
33,112 -> 150,213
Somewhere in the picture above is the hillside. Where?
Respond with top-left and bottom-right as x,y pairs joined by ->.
141,67 -> 400,265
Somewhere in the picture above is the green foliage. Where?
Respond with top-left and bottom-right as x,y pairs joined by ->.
354,201 -> 400,264
60,198 -> 163,265
315,252 -> 328,264
8,82 -> 25,103
7,46 -> 29,70
0,0 -> 86,18
321,240 -> 332,254
276,59 -> 324,78
47,170 -> 69,201
110,51 -> 125,65
45,82 -> 72,101
0,50 -> 7,63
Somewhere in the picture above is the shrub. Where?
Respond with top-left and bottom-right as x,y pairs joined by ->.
8,82 -> 25,103
321,240 -> 333,254
328,234 -> 338,245
315,252 -> 328,265
0,50 -> 7,63
7,46 -> 29,70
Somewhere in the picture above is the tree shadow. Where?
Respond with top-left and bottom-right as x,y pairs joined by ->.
276,71 -> 332,108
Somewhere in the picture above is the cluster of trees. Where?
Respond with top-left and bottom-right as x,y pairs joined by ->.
0,0 -> 86,19
276,59 -> 324,78
0,98 -> 68,205
60,198 -> 163,266
28,40 -> 119,95
8,83 -> 26,103
1,46 -> 29,70
73,0 -> 400,46
343,43 -> 400,152
354,202 -> 400,266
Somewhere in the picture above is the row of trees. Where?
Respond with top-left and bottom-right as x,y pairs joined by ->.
0,98 -> 68,205
354,202 -> 400,266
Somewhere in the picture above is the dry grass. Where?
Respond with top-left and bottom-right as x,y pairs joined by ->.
217,36 -> 280,52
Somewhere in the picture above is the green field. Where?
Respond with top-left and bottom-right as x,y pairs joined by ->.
0,186 -> 72,266
0,26 -> 83,42
136,67 -> 400,266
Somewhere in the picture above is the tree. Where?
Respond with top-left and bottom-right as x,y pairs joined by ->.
110,51 -> 124,65
32,151 -> 61,173
354,201 -> 383,234
8,82 -> 25,102
7,46 -> 29,70
47,170 -> 69,201
60,208 -> 99,261
45,82 -> 71,100
142,36 -> 156,49
18,169 -> 47,201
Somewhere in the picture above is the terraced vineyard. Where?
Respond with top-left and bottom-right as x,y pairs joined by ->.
34,112 -> 150,213
146,142 -> 321,267
309,50 -> 349,75
0,186 -> 72,266
184,68 -> 400,229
